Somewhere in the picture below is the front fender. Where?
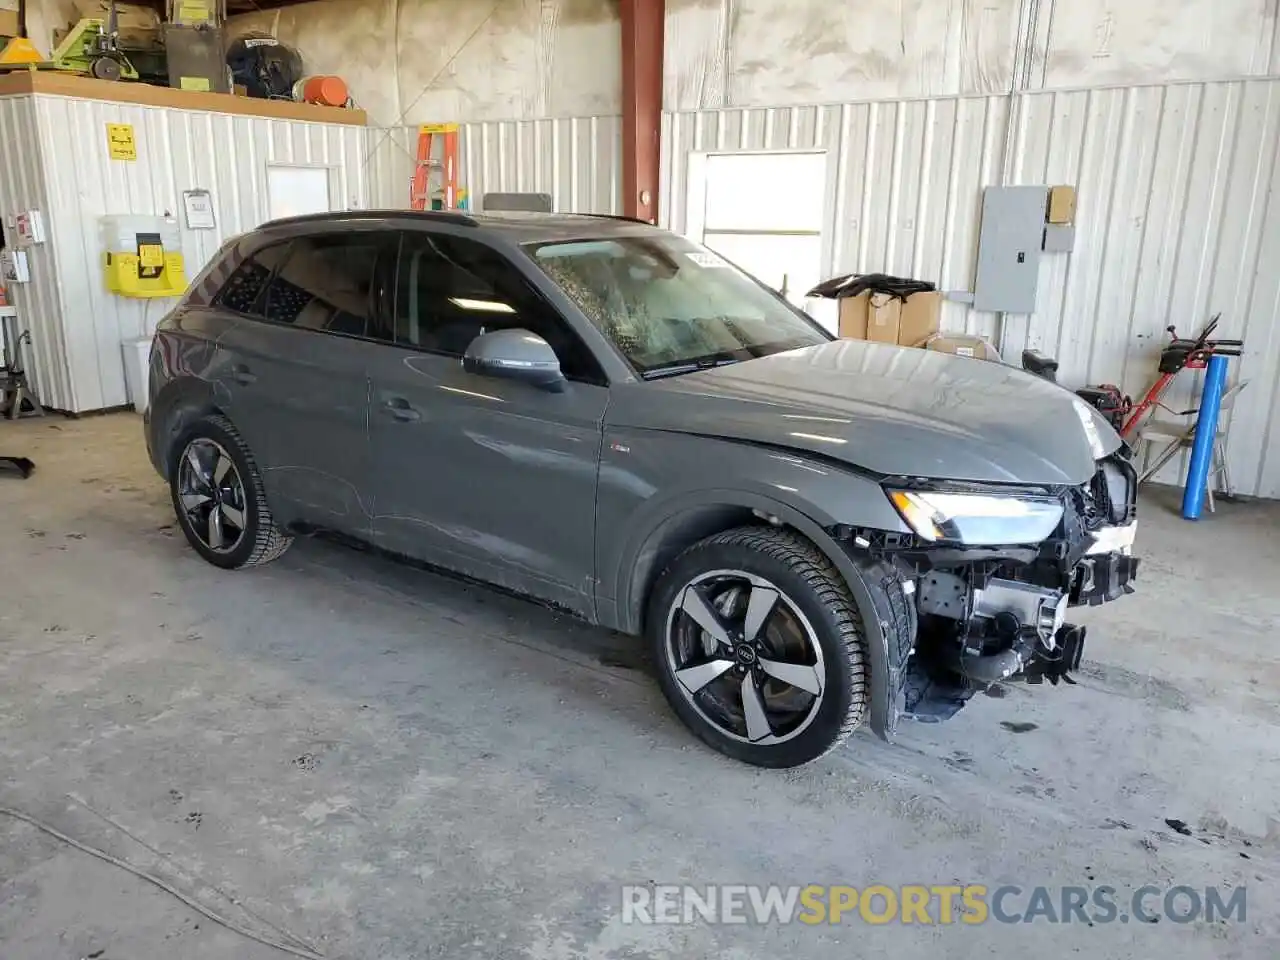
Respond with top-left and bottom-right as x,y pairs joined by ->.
597,431 -> 910,740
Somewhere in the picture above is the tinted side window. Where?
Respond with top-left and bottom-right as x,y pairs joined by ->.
260,234 -> 381,336
213,242 -> 291,315
384,232 -> 603,383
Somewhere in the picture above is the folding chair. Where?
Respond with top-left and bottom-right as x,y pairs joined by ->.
1135,380 -> 1247,513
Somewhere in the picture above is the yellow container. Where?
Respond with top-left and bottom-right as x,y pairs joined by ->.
104,250 -> 187,298
101,214 -> 187,298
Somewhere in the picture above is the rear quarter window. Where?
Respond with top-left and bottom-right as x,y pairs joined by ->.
211,242 -> 292,316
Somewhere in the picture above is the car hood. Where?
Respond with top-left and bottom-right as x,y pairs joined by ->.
611,339 -> 1119,485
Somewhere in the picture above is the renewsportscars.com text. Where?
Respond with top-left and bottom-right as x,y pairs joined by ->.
621,884 -> 1247,926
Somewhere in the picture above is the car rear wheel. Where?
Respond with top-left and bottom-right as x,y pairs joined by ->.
168,415 -> 292,570
647,526 -> 868,767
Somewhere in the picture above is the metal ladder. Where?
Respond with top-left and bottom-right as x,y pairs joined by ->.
410,123 -> 460,210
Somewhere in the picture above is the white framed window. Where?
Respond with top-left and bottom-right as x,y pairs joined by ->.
685,151 -> 829,324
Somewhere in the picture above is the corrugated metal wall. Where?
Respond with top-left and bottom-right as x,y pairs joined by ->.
662,96 -> 1011,338
367,125 -> 417,209
0,96 -> 74,411
16,94 -> 372,412
1003,80 -> 1280,497
661,78 -> 1280,498
369,117 -> 622,214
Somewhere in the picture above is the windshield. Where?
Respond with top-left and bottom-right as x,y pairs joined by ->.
524,235 -> 831,378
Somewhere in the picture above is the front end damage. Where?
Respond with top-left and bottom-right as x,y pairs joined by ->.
845,455 -> 1139,724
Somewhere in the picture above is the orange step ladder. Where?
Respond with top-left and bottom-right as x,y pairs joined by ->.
411,123 -> 460,210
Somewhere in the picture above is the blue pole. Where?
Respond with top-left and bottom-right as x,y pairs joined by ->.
1181,353 -> 1230,520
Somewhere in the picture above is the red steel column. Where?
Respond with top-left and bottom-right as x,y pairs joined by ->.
620,0 -> 664,222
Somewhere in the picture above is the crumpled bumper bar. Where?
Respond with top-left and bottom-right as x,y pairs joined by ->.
1071,551 -> 1140,606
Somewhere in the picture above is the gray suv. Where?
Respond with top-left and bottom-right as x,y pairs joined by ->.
145,211 -> 1139,768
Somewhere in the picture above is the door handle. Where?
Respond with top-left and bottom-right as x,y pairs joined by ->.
380,397 -> 421,422
231,365 -> 256,385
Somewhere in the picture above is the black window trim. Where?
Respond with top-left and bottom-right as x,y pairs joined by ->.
209,227 -> 612,387
212,230 -> 395,345
381,228 -> 610,388
211,238 -> 292,321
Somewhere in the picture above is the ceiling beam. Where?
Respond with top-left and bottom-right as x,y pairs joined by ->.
619,0 -> 663,223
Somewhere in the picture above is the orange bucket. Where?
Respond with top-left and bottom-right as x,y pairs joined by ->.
298,75 -> 349,107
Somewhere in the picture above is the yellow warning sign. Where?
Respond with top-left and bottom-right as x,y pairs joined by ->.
179,76 -> 211,92
138,244 -> 163,269
419,123 -> 459,134
106,123 -> 137,161
176,0 -> 216,23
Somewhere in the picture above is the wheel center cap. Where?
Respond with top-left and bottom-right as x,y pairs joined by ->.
735,644 -> 757,665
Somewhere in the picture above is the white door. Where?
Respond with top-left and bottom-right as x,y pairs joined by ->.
688,152 -> 827,318
266,166 -> 333,221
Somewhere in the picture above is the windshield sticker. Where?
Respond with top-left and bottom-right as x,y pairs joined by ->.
687,251 -> 730,269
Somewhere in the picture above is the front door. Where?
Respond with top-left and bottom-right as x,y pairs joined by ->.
211,230 -> 394,536
366,229 -> 608,617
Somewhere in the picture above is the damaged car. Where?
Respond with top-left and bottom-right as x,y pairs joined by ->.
145,211 -> 1138,768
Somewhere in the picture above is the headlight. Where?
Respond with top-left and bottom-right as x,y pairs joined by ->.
887,490 -> 1064,545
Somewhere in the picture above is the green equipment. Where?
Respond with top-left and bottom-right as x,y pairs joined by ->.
46,5 -> 139,81
0,0 -> 138,81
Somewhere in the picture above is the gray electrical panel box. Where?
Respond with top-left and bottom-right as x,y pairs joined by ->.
973,186 -> 1049,313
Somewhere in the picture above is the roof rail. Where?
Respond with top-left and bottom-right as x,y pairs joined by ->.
264,209 -> 479,228
568,212 -> 655,226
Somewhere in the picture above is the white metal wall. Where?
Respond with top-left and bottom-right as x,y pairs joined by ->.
369,117 -> 622,215
661,97 -> 1011,337
1005,80 -> 1280,498
0,95 -> 74,411
662,77 -> 1280,497
22,94 -> 371,411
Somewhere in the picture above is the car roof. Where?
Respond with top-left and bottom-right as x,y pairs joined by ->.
255,209 -> 665,245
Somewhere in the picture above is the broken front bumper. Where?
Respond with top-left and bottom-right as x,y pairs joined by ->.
852,455 -> 1141,726
917,538 -> 1138,688
1073,523 -> 1140,605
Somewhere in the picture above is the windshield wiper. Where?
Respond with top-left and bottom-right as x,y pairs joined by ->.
640,352 -> 743,380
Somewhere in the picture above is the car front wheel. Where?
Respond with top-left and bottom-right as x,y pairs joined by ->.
168,414 -> 292,570
647,526 -> 868,767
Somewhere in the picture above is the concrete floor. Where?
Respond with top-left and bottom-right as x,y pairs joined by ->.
0,413 -> 1276,959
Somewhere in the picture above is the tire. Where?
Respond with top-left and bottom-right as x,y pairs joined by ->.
90,56 -> 121,81
646,525 -> 868,767
168,414 -> 292,570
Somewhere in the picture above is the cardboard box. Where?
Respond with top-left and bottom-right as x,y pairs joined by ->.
866,294 -> 900,343
837,295 -> 867,339
838,292 -> 901,342
897,290 -> 941,347
923,333 -> 1000,361
838,289 -> 940,347
1048,185 -> 1076,224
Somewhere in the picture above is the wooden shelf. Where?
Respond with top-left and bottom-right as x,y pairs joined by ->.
0,71 -> 367,126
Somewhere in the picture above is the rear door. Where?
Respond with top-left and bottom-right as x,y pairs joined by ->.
364,229 -> 609,616
211,230 -> 396,536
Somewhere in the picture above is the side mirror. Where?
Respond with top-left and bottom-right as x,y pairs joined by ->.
463,328 -> 566,392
